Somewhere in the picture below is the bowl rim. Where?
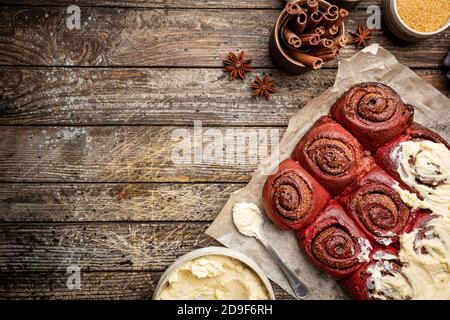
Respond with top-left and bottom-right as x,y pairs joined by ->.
274,0 -> 345,68
152,246 -> 276,300
391,0 -> 450,36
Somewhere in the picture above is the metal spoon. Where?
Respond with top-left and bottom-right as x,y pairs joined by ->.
233,207 -> 309,300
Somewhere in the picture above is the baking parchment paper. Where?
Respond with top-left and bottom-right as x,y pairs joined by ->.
206,44 -> 450,299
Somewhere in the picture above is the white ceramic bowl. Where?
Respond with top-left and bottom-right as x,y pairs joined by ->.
153,247 -> 276,300
384,0 -> 450,41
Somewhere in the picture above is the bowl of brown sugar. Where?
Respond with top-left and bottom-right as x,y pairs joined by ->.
384,0 -> 450,41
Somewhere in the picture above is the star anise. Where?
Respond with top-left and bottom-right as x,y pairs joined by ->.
223,51 -> 252,80
250,75 -> 277,100
349,24 -> 374,48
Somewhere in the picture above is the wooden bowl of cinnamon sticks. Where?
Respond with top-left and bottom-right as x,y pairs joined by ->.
270,0 -> 348,73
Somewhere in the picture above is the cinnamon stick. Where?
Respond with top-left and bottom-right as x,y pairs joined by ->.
307,0 -> 319,14
311,46 -> 339,61
283,26 -> 302,49
285,1 -> 304,16
314,26 -> 326,36
319,52 -> 338,62
323,25 -> 339,37
298,32 -> 321,47
311,46 -> 339,57
291,11 -> 308,34
333,34 -> 347,49
286,49 -> 324,69
280,1 -> 350,69
305,10 -> 323,31
322,11 -> 339,29
317,38 -> 334,49
334,9 -> 349,27
327,5 -> 339,16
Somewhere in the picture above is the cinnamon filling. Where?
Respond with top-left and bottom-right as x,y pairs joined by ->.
344,85 -> 406,124
311,225 -> 360,269
272,170 -> 312,221
357,93 -> 396,122
306,137 -> 354,176
352,183 -> 409,237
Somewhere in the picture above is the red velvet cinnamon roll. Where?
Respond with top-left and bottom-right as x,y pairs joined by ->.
262,159 -> 331,231
339,247 -> 405,300
298,201 -> 373,278
405,123 -> 450,148
375,123 -> 449,183
338,166 -> 415,246
330,82 -> 414,151
293,116 -> 374,196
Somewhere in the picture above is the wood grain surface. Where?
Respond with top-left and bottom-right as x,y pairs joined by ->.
0,0 -> 375,9
0,68 -> 447,126
0,7 -> 448,67
0,126 -> 283,182
0,183 -> 242,222
0,222 -> 216,272
0,0 -> 448,300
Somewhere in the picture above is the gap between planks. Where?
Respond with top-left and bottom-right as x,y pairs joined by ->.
0,7 -> 447,68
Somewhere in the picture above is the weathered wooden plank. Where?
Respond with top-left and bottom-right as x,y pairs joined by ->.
0,0 -> 376,9
0,67 -> 333,126
1,67 -> 447,126
0,222 -> 217,272
0,126 -> 283,182
0,271 -> 158,299
0,183 -> 242,222
0,7 -> 448,68
1,222 -> 296,300
0,271 -> 292,300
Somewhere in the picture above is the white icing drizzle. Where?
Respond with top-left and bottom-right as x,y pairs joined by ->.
357,238 -> 372,263
372,140 -> 450,300
366,258 -> 412,300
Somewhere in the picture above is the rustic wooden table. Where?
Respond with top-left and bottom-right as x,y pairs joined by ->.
0,0 -> 448,300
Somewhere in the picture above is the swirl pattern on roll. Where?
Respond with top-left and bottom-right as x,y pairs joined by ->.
263,159 -> 330,231
338,166 -> 413,245
311,225 -> 360,270
293,116 -> 373,196
272,170 -> 313,220
305,138 -> 353,177
298,201 -> 371,278
331,82 -> 413,151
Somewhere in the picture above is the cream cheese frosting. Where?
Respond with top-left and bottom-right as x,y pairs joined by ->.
366,252 -> 413,300
393,140 -> 450,214
157,255 -> 270,300
372,140 -> 450,300
232,202 -> 264,237
357,238 -> 372,263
